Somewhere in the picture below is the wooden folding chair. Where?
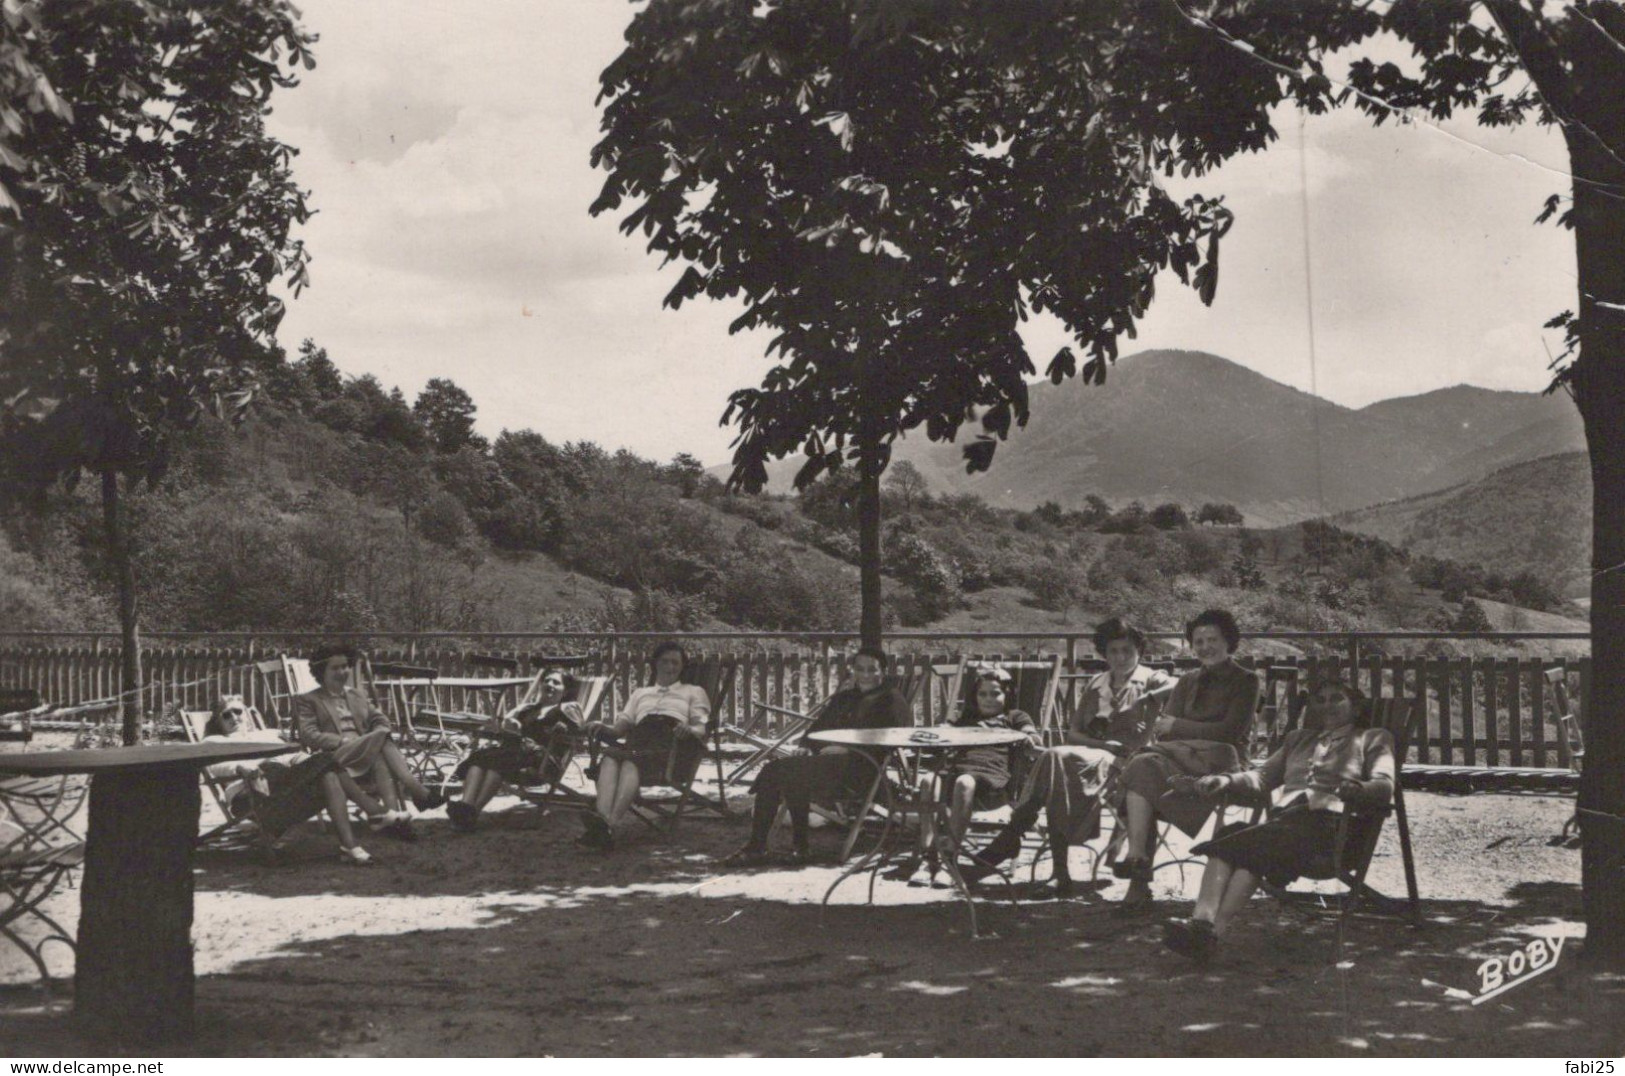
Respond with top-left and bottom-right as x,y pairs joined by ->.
1548,666 -> 1583,842
254,656 -> 317,730
179,704 -> 332,852
933,656 -> 1063,734
365,659 -> 464,785
0,689 -> 43,748
1,770 -> 87,982
507,674 -> 611,812
1262,697 -> 1423,926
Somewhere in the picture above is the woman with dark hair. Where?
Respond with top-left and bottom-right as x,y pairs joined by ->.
725,647 -> 911,865
888,666 -> 1040,886
1163,675 -> 1395,962
1113,608 -> 1258,915
579,641 -> 710,850
962,617 -> 1173,897
447,667 -> 584,832
940,668 -> 1042,844
294,644 -> 446,854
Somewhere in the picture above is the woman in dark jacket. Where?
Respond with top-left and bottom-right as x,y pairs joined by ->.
724,647 -> 911,865
1162,675 -> 1395,962
1113,608 -> 1258,915
447,667 -> 584,832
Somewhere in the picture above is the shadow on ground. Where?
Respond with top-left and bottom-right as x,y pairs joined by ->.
1,794 -> 1615,1056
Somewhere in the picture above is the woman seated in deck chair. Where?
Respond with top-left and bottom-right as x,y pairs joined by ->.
887,667 -> 1042,886
447,667 -> 584,832
1162,674 -> 1395,963
577,641 -> 709,851
724,647 -> 911,866
201,696 -> 305,816
961,618 -> 1174,898
294,643 -> 446,859
1112,608 -> 1258,916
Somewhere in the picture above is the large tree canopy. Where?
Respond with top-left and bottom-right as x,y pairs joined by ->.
592,0 -> 1382,492
1,0 -> 313,480
1,0 -> 315,740
592,0 -> 1380,643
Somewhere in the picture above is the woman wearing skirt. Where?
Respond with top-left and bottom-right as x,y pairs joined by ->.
1162,675 -> 1396,962
1113,608 -> 1258,915
578,641 -> 710,850
447,667 -> 585,831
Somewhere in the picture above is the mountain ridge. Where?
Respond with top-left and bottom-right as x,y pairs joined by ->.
713,349 -> 1584,525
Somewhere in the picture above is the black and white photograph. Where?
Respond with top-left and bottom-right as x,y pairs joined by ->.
1,0 -> 1622,1060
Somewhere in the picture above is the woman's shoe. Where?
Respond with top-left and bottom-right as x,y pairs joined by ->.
721,843 -> 770,867
881,855 -> 922,882
339,845 -> 373,865
1162,918 -> 1217,963
412,787 -> 446,812
1111,855 -> 1149,880
577,812 -> 614,850
1025,875 -> 1078,901
446,801 -> 479,832
1115,877 -> 1155,917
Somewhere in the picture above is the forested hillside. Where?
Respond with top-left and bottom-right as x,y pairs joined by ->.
0,342 -> 1578,641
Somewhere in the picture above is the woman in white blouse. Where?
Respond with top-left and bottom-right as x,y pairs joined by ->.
579,641 -> 710,849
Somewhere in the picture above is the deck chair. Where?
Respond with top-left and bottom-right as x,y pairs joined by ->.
501,674 -> 611,812
1078,668 -> 1269,891
721,691 -> 829,787
255,656 -> 317,729
608,659 -> 737,834
1548,666 -> 1583,842
932,656 -> 1061,820
932,655 -> 1064,736
178,703 -> 331,852
764,669 -> 927,863
1,771 -> 87,982
364,660 -> 464,785
1264,697 -> 1424,927
0,689 -> 44,748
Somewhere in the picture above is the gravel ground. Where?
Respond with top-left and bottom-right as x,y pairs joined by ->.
1,779 -> 1615,1057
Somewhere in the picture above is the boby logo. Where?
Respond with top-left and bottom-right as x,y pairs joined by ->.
1472,936 -> 1565,1005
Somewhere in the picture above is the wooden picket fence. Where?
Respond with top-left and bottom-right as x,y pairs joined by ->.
0,637 -> 1585,771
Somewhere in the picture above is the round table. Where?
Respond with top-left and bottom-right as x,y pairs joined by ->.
0,740 -> 294,1045
807,726 -> 1028,937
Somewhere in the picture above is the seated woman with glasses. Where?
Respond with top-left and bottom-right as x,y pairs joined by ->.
294,644 -> 446,860
1162,674 -> 1395,962
201,697 -> 310,816
578,641 -> 709,851
447,668 -> 584,832
962,618 -> 1174,898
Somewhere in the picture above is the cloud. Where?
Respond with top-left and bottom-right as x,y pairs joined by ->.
266,2 -> 1582,464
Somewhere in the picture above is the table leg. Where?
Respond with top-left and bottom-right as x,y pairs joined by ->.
75,768 -> 199,1045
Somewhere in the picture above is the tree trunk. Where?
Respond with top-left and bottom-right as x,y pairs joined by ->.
1565,23 -> 1625,963
100,469 -> 143,746
856,444 -> 884,651
75,767 -> 199,1046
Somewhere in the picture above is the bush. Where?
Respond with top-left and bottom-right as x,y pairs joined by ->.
1149,502 -> 1191,531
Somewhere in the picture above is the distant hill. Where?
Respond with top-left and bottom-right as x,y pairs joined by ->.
1333,451 -> 1591,598
723,350 -> 1585,526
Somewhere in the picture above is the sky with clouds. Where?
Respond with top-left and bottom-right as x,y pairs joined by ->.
265,1 -> 1579,468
